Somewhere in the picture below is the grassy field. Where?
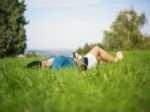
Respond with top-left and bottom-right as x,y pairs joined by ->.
0,50 -> 150,112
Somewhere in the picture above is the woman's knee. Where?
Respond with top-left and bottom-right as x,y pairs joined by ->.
94,46 -> 101,50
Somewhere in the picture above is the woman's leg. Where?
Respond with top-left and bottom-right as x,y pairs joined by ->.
88,46 -> 123,62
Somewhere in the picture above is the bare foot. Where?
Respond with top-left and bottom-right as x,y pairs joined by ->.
114,51 -> 123,62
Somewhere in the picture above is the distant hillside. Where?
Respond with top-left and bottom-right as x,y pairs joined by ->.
25,49 -> 74,56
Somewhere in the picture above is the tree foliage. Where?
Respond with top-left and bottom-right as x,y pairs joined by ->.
103,8 -> 147,50
76,9 -> 150,52
0,0 -> 27,57
76,43 -> 104,54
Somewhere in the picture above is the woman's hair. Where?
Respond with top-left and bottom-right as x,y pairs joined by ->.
26,61 -> 42,69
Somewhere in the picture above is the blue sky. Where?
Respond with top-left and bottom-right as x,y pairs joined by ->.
25,0 -> 150,50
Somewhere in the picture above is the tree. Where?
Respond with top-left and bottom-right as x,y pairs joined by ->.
0,0 -> 27,57
76,43 -> 104,54
103,8 -> 146,50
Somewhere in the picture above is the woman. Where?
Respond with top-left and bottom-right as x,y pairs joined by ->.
27,46 -> 123,70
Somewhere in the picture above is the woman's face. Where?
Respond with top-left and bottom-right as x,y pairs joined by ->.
42,60 -> 53,68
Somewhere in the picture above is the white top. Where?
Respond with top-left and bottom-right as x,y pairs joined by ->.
84,54 -> 97,69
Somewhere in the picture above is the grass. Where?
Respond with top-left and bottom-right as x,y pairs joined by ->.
0,50 -> 150,112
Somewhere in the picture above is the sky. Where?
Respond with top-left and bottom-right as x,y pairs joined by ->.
25,0 -> 150,50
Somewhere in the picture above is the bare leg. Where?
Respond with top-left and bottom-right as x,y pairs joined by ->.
88,46 -> 123,62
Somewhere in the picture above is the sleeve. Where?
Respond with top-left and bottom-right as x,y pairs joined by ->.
45,56 -> 56,61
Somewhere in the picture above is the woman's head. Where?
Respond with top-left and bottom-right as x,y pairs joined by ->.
27,60 -> 53,69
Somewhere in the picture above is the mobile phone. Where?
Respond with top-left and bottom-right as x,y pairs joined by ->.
73,52 -> 76,58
